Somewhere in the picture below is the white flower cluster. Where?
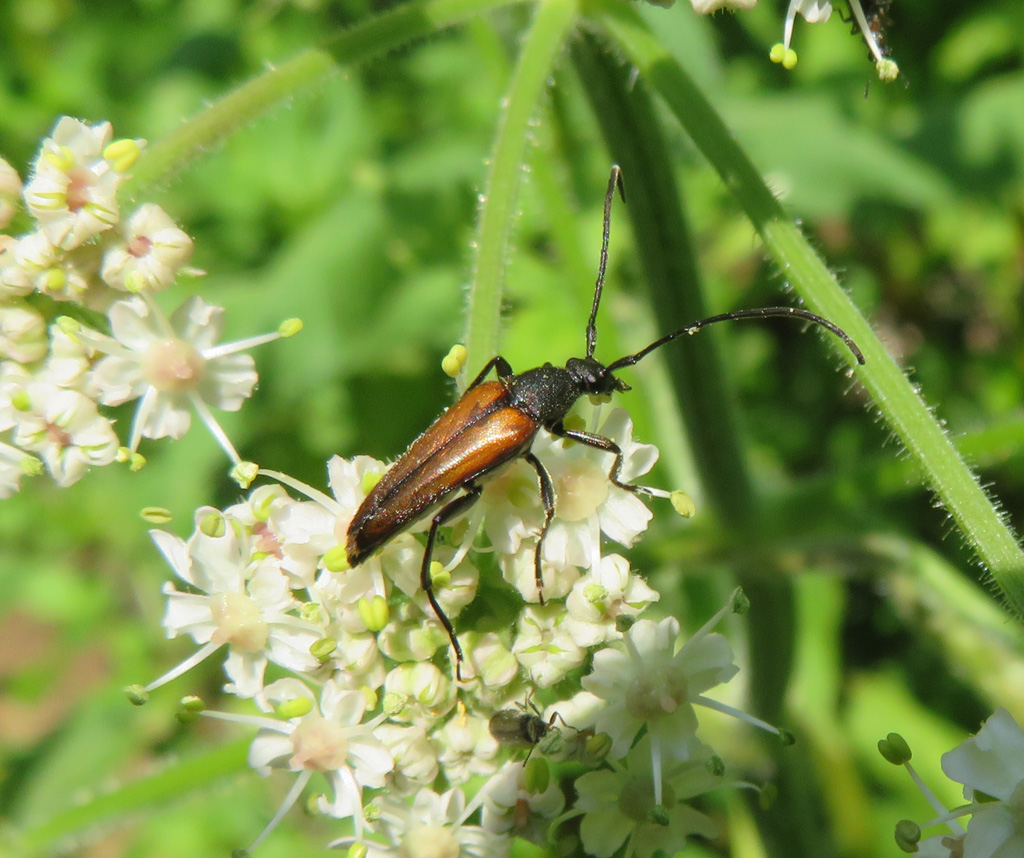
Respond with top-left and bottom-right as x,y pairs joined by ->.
142,403 -> 782,856
885,708 -> 1024,858
0,117 -> 295,492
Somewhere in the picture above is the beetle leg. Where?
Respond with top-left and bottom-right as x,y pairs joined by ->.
548,423 -> 658,498
523,452 -> 554,605
422,484 -> 483,681
467,356 -> 514,390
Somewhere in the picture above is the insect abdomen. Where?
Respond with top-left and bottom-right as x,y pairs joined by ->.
346,381 -> 538,566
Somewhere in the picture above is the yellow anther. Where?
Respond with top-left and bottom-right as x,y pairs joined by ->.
140,507 -> 173,524
278,318 -> 303,338
670,490 -> 696,518
441,344 -> 467,378
104,138 -> 143,172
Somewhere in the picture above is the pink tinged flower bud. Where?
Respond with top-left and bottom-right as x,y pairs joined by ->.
25,117 -> 123,250
210,591 -> 269,652
140,338 -> 206,393
100,203 -> 193,294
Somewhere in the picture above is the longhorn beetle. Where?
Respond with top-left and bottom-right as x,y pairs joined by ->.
346,165 -> 865,679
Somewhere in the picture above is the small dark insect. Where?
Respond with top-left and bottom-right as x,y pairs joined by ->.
846,0 -> 893,59
490,704 -> 558,746
346,166 -> 866,679
489,700 -> 571,758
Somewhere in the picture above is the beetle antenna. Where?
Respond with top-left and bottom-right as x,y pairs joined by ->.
586,165 -> 626,359
605,307 -> 866,371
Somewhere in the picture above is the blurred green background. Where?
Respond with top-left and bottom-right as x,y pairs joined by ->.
1,0 -> 1023,855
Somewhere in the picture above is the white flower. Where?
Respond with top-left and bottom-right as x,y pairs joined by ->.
336,787 -> 509,858
479,458 -> 546,556
0,302 -> 48,363
499,547 -> 579,604
457,632 -> 520,691
563,553 -> 659,647
150,515 -> 321,697
100,203 -> 194,294
511,604 -> 586,688
0,157 -> 22,230
941,708 -> 1024,858
225,484 -> 334,589
0,235 -> 32,298
2,231 -> 91,302
436,713 -> 501,783
23,117 -> 138,249
582,614 -> 737,762
535,408 -> 657,572
481,407 -> 657,575
377,723 -> 440,791
575,737 -> 720,858
250,679 -> 392,811
7,374 -> 118,486
481,760 -> 565,838
204,677 -> 393,852
85,295 -> 272,460
45,322 -> 94,389
0,440 -> 36,498
383,662 -> 456,725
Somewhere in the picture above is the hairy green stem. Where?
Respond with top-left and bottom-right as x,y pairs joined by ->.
590,0 -> 1024,618
126,0 -> 526,194
463,0 -> 580,376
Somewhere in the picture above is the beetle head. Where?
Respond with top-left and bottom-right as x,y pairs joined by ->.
566,356 -> 631,397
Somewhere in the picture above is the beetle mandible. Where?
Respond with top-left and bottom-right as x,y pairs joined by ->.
346,165 -> 865,680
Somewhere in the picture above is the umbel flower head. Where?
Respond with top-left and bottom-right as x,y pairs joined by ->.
0,116 -> 300,493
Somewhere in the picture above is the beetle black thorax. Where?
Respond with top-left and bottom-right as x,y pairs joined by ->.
505,358 -> 627,427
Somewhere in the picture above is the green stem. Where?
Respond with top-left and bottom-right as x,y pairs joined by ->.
463,0 -> 580,377
589,0 -> 1024,619
125,0 -> 527,194
17,739 -> 251,854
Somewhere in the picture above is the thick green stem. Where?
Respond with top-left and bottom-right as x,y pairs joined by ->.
589,0 -> 1024,619
126,0 -> 526,194
570,31 -> 754,527
463,0 -> 580,377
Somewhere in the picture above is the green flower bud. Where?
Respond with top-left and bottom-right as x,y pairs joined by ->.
310,638 -> 338,662
279,318 -> 303,338
358,596 -> 389,632
878,732 -> 912,765
124,684 -> 149,706
199,511 -> 225,538
323,544 -> 351,572
276,697 -> 314,720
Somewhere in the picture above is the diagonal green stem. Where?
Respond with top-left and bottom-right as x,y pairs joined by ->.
17,739 -> 251,854
589,0 -> 1024,619
125,0 -> 527,195
463,0 -> 580,377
